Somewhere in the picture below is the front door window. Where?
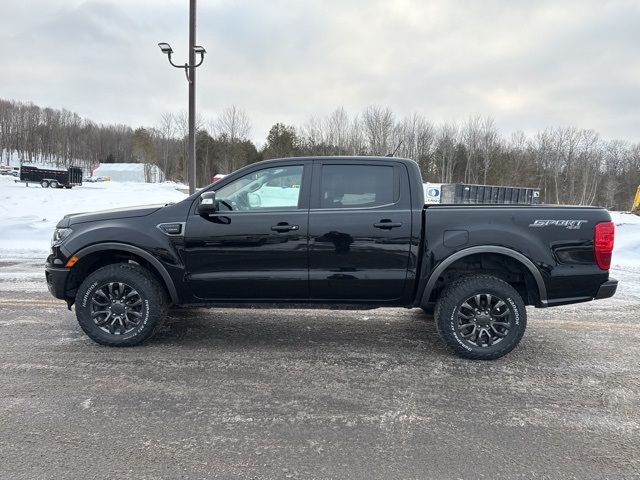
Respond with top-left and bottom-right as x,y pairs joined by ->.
215,165 -> 303,211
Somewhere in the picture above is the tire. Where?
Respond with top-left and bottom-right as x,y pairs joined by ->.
50,180 -> 59,188
41,180 -> 49,188
434,274 -> 527,360
74,263 -> 168,347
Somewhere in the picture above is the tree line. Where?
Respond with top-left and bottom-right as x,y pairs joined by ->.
1,98 -> 638,210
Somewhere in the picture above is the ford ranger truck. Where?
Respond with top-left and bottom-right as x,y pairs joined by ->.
45,157 -> 617,360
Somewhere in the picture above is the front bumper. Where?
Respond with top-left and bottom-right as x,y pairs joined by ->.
45,265 -> 70,300
595,278 -> 618,300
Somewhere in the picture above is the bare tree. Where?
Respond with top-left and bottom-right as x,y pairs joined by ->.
215,106 -> 251,142
300,114 -> 327,153
435,123 -> 459,183
362,105 -> 394,155
391,113 -> 435,177
462,115 -> 481,184
479,117 -> 499,185
157,113 -> 175,176
326,107 -> 350,151
348,114 -> 366,155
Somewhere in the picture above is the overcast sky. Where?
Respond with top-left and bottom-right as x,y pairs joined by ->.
1,0 -> 639,145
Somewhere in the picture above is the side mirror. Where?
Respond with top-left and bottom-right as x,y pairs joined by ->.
197,191 -> 218,216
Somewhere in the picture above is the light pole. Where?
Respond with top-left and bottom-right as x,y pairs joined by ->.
158,0 -> 206,195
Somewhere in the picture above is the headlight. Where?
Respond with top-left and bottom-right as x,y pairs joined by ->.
52,228 -> 73,246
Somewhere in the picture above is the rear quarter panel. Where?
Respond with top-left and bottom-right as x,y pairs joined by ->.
422,205 -> 612,305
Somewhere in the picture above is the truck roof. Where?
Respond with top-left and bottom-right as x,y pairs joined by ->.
257,155 -> 417,164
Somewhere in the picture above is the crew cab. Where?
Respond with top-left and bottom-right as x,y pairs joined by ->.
45,157 -> 617,359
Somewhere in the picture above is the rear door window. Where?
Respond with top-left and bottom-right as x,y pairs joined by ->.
319,165 -> 396,209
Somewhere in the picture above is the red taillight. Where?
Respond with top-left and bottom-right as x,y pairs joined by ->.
594,221 -> 615,270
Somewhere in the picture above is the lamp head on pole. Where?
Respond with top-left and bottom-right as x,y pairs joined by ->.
158,42 -> 174,55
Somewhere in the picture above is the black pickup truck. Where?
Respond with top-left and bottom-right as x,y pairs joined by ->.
45,157 -> 617,359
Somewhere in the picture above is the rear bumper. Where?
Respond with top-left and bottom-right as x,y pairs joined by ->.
45,265 -> 70,300
540,277 -> 618,307
595,278 -> 618,300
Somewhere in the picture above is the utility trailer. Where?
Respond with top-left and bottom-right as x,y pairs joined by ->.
17,165 -> 83,189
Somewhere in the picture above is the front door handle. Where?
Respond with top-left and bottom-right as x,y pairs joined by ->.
271,223 -> 299,233
373,220 -> 402,230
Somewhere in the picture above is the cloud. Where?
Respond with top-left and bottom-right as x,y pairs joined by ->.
1,0 -> 638,143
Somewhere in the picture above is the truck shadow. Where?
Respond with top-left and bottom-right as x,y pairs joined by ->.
150,307 -> 445,354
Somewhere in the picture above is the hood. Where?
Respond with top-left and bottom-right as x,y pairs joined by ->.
57,204 -> 164,227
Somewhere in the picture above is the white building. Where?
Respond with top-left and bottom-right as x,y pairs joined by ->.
92,163 -> 165,183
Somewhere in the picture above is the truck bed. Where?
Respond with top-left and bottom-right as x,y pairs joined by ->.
420,203 -> 612,307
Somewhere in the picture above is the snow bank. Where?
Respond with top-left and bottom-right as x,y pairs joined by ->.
610,212 -> 640,269
93,163 -> 165,183
608,212 -> 640,301
0,175 -> 187,256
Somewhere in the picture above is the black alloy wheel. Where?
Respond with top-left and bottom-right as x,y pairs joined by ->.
455,293 -> 511,348
90,282 -> 144,335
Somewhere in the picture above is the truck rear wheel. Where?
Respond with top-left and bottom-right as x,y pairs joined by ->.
50,180 -> 59,188
74,263 -> 168,347
41,180 -> 49,188
434,275 -> 527,360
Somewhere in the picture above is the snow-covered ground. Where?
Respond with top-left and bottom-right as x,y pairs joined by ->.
0,174 -> 187,256
610,211 -> 640,268
0,173 -> 638,300
609,211 -> 640,301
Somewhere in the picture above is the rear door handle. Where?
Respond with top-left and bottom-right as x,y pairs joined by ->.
373,220 -> 402,229
271,223 -> 299,232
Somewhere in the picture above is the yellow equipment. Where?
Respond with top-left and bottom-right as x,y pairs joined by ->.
633,185 -> 640,214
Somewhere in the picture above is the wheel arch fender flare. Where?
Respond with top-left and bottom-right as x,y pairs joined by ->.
73,242 -> 179,304
420,246 -> 548,307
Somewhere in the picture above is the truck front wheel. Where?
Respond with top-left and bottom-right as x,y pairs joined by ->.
434,275 -> 527,360
74,263 -> 168,347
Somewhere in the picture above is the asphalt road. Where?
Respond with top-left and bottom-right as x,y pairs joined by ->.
1,258 -> 639,479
